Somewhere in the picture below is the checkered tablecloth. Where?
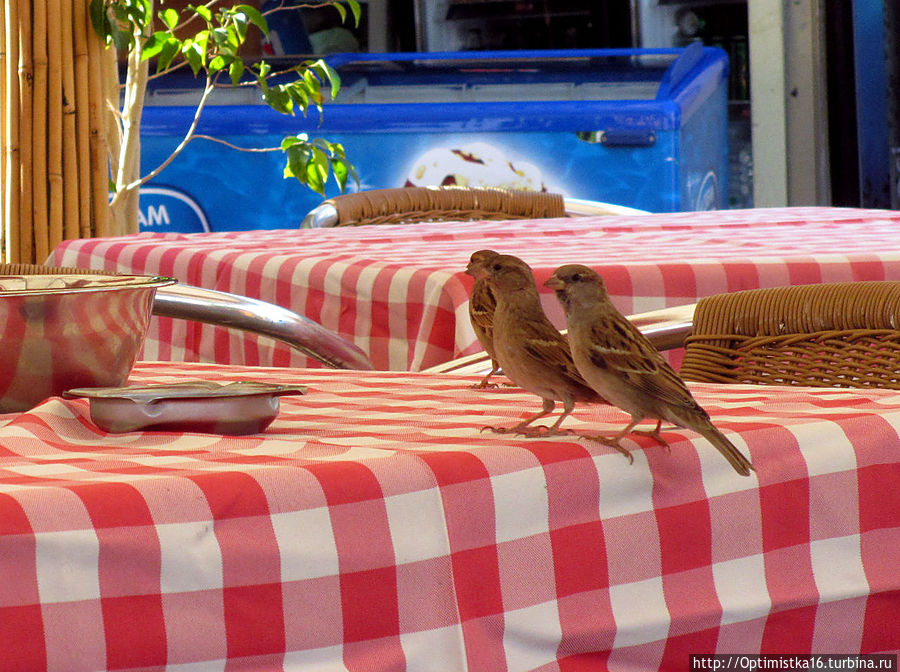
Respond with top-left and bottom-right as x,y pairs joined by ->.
1,361 -> 898,671
46,207 -> 900,371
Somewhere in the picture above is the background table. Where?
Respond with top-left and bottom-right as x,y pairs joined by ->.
46,207 -> 900,371
1,361 -> 899,670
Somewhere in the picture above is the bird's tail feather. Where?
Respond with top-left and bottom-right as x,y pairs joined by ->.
698,422 -> 754,476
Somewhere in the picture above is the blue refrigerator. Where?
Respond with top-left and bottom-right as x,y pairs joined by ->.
138,44 -> 728,232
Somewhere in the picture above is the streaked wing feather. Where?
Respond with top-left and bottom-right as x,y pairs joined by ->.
520,321 -> 593,386
587,312 -> 698,409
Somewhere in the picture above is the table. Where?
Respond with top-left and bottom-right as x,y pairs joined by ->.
46,207 -> 900,371
1,361 -> 898,670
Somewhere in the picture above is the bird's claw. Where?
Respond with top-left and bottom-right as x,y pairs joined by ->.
481,423 -> 576,438
631,427 -> 672,454
632,428 -> 670,448
584,434 -> 635,464
470,379 -> 516,390
471,381 -> 500,390
519,424 -> 578,438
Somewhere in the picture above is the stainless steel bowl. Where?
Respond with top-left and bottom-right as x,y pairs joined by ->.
0,274 -> 176,413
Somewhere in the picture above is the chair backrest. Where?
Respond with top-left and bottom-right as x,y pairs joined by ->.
680,281 -> 900,389
331,187 -> 566,226
325,186 -> 566,226
300,186 -> 651,227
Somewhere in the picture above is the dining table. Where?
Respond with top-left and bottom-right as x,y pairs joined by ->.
1,360 -> 898,671
44,206 -> 900,372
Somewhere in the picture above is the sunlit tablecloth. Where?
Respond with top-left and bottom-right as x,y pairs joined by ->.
1,362 -> 899,670
46,207 -> 900,370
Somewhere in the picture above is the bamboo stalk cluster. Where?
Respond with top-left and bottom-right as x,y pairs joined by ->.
1,0 -> 117,264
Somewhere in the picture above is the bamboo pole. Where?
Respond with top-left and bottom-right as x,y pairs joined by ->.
3,0 -> 21,264
0,0 -> 7,262
17,0 -> 34,263
47,0 -> 64,254
61,0 -> 80,240
72,0 -> 93,238
86,6 -> 110,238
32,0 -> 50,262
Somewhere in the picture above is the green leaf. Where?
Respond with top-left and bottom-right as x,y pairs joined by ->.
263,86 -> 293,114
287,83 -> 309,112
228,59 -> 245,86
302,69 -> 325,108
346,0 -> 362,27
212,25 -> 235,50
160,7 -> 179,30
191,4 -> 212,21
183,41 -> 204,74
208,54 -> 227,73
89,0 -> 110,39
228,13 -> 248,43
310,59 -> 341,99
332,157 -> 349,192
141,32 -> 168,60
110,24 -> 132,51
234,4 -> 268,35
194,30 -> 210,64
280,134 -> 357,195
124,0 -> 152,28
283,142 -> 309,180
281,133 -> 310,150
156,37 -> 181,71
305,147 -> 329,195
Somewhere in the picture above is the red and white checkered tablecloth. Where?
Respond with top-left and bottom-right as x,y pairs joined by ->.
46,207 -> 900,371
1,361 -> 898,671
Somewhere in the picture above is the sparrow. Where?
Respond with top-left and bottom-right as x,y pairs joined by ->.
465,249 -> 502,388
481,253 -> 605,437
545,264 -> 754,476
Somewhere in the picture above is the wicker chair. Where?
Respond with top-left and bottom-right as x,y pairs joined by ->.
680,281 -> 900,389
1,263 -> 374,370
300,186 -> 648,228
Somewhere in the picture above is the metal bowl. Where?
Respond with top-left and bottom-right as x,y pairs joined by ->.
0,273 -> 176,413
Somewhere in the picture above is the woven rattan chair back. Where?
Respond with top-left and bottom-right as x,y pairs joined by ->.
328,186 -> 566,226
679,281 -> 900,389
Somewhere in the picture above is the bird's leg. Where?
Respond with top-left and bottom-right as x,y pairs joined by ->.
470,361 -> 517,389
541,394 -> 578,436
483,397 -> 573,437
583,418 -> 644,464
471,362 -> 501,389
631,420 -> 671,452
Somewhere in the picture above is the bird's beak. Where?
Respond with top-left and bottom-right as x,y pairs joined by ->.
544,275 -> 565,291
464,263 -> 476,277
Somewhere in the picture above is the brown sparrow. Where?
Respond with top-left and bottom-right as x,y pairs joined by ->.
465,249 -> 501,388
546,264 -> 753,476
482,254 -> 605,437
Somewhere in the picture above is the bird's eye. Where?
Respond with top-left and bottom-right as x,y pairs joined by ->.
493,263 -> 502,271
571,273 -> 582,282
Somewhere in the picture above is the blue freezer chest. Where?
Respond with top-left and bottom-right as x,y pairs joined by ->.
138,44 -> 728,232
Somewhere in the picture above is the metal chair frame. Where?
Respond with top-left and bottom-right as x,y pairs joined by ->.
1,264 -> 374,370
430,280 -> 900,391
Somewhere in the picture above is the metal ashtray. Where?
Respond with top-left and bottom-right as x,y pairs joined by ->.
65,381 -> 307,434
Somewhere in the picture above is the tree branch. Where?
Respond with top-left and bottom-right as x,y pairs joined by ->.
125,73 -> 218,190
